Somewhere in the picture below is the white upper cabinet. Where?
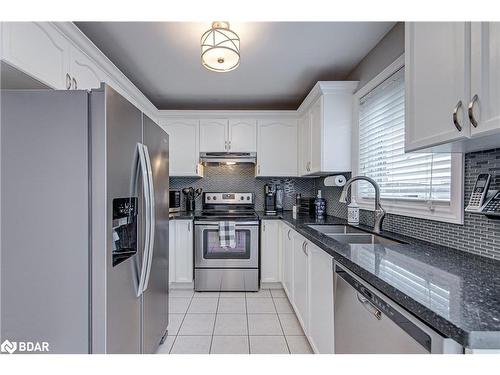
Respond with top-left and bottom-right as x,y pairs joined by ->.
199,118 -> 257,152
405,22 -> 471,152
470,22 -> 500,137
297,82 -> 358,176
256,119 -> 298,177
69,45 -> 107,90
229,119 -> 257,152
200,119 -> 228,152
161,119 -> 202,177
309,97 -> 323,173
405,22 -> 500,152
1,22 -> 70,89
298,114 -> 311,175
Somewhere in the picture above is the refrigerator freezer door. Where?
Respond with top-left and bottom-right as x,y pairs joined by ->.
90,86 -> 143,353
141,114 -> 169,354
1,90 -> 90,353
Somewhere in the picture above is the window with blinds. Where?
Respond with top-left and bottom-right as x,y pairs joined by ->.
358,67 -> 452,202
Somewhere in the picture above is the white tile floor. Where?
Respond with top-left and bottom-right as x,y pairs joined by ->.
157,287 -> 313,354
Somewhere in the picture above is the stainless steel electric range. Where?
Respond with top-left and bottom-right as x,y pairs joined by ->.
194,192 -> 259,292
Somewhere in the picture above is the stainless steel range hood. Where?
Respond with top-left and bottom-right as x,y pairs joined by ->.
200,152 -> 256,165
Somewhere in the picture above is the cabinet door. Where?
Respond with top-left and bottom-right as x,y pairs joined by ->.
470,22 -> 500,137
308,244 -> 334,353
1,22 -> 70,89
69,45 -> 107,90
168,221 -> 176,284
261,220 -> 280,283
309,97 -> 323,173
200,119 -> 228,152
174,220 -> 193,283
405,22 -> 470,152
162,119 -> 201,177
298,114 -> 311,176
256,119 -> 298,177
281,224 -> 294,300
228,119 -> 257,152
292,233 -> 308,332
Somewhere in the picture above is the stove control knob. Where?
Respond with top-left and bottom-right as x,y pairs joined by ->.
240,196 -> 244,200
207,196 -> 211,200
247,196 -> 251,200
213,196 -> 217,200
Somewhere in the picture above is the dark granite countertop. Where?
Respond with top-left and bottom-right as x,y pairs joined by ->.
169,211 -> 198,220
258,211 -> 500,350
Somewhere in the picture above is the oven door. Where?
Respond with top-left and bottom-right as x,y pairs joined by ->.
195,221 -> 259,268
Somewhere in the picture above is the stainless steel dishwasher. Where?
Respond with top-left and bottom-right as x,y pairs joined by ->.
333,264 -> 462,354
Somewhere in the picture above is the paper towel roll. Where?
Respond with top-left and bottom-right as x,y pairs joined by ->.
324,175 -> 346,187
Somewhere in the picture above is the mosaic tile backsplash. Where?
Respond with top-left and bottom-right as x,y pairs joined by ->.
171,148 -> 500,260
316,148 -> 500,260
170,164 -> 316,211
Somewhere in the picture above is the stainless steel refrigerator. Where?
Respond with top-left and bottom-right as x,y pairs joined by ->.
1,84 -> 169,353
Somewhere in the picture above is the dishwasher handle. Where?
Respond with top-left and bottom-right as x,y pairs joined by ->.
356,293 -> 382,320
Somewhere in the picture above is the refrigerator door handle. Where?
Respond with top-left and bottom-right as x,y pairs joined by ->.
141,144 -> 155,293
134,143 -> 152,297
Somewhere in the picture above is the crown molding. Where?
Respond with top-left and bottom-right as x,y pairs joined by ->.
297,81 -> 359,115
53,22 -> 158,117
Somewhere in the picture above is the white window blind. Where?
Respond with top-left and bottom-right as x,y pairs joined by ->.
358,68 -> 452,202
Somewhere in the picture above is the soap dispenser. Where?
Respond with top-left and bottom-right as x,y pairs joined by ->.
348,198 -> 360,225
315,190 -> 326,218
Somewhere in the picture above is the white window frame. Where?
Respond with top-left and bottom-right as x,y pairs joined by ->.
351,55 -> 464,225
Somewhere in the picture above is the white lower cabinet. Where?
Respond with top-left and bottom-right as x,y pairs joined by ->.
308,243 -> 335,353
260,220 -> 281,283
169,219 -> 194,284
280,222 -> 335,354
281,223 -> 294,300
292,231 -> 309,332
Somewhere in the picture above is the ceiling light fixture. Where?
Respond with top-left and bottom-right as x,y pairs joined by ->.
201,21 -> 240,72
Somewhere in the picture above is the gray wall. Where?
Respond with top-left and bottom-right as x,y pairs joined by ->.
346,22 -> 404,88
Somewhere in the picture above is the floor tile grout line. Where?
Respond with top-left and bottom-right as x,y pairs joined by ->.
208,294 -> 220,354
270,293 -> 291,354
245,292 -> 250,354
169,291 -> 194,354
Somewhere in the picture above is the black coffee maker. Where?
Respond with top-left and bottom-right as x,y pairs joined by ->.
264,184 -> 276,215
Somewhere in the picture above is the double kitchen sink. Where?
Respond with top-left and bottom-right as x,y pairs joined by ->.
307,225 -> 404,246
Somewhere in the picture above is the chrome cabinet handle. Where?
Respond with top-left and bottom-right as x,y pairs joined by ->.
65,73 -> 72,90
306,162 -> 311,172
357,293 -> 382,320
452,100 -> 463,132
302,241 -> 308,256
287,229 -> 292,240
224,141 -> 227,151
468,94 -> 479,128
72,77 -> 77,90
228,140 -> 231,150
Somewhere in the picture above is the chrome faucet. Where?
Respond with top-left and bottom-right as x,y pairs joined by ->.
339,176 -> 386,234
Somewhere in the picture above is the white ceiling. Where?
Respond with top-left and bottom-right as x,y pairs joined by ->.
76,22 -> 395,110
